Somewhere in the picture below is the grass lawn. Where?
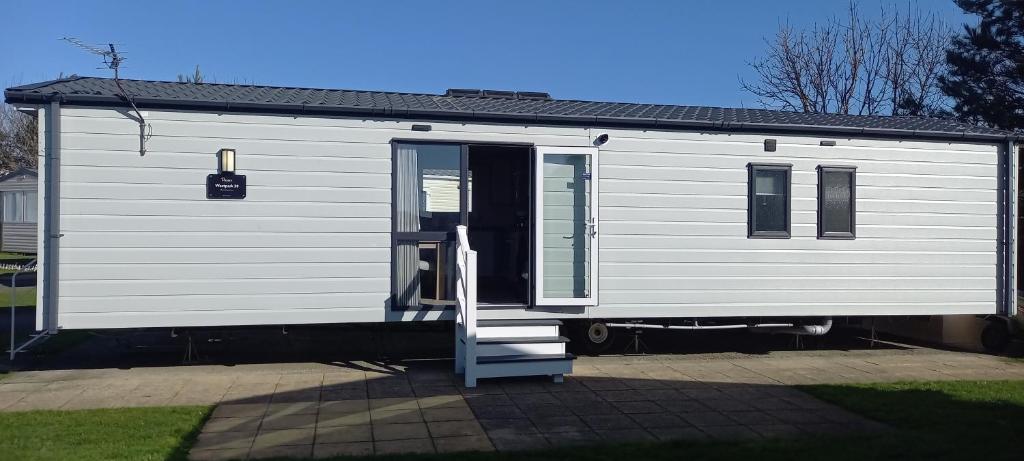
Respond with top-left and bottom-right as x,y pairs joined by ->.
0,381 -> 1020,461
0,406 -> 210,461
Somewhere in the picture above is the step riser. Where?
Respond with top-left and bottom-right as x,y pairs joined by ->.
477,325 -> 559,338
474,359 -> 573,380
477,342 -> 566,357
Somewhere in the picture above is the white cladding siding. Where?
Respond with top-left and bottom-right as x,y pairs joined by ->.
54,107 -> 591,329
594,129 -> 999,318
49,106 -> 1000,328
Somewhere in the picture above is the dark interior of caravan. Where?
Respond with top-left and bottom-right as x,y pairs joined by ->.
468,145 -> 531,305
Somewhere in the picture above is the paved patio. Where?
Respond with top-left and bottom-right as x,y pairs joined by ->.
3,345 -> 1024,459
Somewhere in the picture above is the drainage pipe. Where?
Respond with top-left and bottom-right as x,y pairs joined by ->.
606,322 -> 796,331
749,319 -> 833,336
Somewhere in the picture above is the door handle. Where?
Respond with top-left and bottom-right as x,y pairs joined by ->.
586,218 -> 597,237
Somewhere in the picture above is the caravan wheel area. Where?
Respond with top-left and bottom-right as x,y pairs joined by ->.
4,77 -> 1018,385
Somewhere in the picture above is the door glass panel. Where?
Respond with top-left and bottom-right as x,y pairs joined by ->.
542,154 -> 591,298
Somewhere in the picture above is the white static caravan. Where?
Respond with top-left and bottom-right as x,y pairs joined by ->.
4,77 -> 1018,385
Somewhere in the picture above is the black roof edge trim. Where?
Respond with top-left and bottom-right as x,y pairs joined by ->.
7,90 -> 1019,143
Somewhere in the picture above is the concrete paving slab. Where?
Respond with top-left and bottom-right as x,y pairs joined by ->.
191,431 -> 256,451
312,442 -> 373,458
253,428 -> 315,448
260,413 -> 317,430
315,425 -> 373,444
434,435 -> 494,453
249,443 -> 312,460
203,417 -> 262,434
426,420 -> 485,438
373,438 -> 435,455
372,422 -> 430,441
422,406 -> 475,422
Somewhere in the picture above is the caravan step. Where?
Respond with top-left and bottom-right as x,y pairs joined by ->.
473,353 -> 575,381
477,352 -> 575,364
477,319 -> 562,339
477,336 -> 569,357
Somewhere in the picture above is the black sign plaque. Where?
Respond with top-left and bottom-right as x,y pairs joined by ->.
206,174 -> 246,199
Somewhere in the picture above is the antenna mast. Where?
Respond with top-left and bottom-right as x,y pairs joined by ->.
62,37 -> 149,156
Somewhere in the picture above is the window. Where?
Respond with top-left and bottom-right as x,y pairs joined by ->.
818,166 -> 856,239
748,163 -> 791,238
2,191 -> 36,224
393,142 -> 467,308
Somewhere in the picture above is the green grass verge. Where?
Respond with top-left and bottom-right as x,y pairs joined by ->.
0,406 -> 210,461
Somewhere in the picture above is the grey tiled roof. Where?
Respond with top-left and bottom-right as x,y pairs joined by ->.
5,76 -> 1015,141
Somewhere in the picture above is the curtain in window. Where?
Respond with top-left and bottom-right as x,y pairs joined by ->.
395,144 -> 421,307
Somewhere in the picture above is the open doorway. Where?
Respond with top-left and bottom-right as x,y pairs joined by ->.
468,145 -> 532,305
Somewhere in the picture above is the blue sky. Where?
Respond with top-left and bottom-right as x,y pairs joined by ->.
1,0 -> 971,108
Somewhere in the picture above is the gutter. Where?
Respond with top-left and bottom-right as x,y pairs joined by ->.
5,90 -> 1021,144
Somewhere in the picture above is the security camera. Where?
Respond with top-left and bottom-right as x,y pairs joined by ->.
594,133 -> 610,146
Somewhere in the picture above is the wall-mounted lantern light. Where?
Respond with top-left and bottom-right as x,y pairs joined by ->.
218,148 -> 236,174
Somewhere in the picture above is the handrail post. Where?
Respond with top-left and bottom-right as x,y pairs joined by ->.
464,249 -> 477,387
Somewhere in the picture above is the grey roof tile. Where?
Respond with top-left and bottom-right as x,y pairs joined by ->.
4,76 -> 1015,141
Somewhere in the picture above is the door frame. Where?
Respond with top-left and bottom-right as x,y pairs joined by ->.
389,139 -> 534,310
533,145 -> 599,307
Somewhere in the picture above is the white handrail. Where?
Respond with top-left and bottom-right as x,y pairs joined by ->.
454,225 -> 478,387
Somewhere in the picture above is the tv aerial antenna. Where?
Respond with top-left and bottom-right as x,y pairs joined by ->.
61,37 -> 150,156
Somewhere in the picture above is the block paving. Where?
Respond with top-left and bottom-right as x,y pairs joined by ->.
2,346 -> 1023,459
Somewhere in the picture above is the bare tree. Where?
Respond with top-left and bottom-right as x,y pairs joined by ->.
741,2 -> 952,116
0,102 -> 38,174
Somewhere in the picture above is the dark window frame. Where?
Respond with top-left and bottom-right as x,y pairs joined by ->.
817,165 -> 857,240
747,163 -> 792,239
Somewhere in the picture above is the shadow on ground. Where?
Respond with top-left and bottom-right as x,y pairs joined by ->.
177,364 -> 1024,460
5,319 -> 915,373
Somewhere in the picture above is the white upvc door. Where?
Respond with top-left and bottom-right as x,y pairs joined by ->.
534,146 -> 599,307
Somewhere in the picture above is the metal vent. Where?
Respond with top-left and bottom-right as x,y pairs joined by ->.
445,88 -> 482,97
515,91 -> 552,100
481,89 -> 517,99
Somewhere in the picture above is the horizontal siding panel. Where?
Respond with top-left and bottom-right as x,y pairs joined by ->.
62,182 -> 391,203
63,133 -> 394,158
61,216 -> 389,233
60,262 -> 389,280
62,277 -> 389,297
600,222 -> 995,240
600,235 -> 995,252
61,199 -> 390,219
60,232 -> 389,249
61,247 -> 388,264
59,292 -> 388,313
600,151 -> 998,173
603,133 -> 999,156
61,165 -> 389,189
62,150 -> 391,174
600,289 -> 994,305
599,263 -> 994,278
63,108 -> 592,136
596,249 -> 994,265
601,208 -> 995,227
600,277 -> 993,291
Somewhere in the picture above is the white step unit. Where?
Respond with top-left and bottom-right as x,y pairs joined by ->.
476,319 -> 562,339
475,336 -> 569,357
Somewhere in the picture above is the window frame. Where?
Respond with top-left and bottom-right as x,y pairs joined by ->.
817,165 -> 857,240
747,163 -> 792,239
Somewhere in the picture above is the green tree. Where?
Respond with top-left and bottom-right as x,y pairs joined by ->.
177,65 -> 206,84
940,0 -> 1024,130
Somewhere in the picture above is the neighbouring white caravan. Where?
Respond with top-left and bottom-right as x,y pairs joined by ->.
5,77 -> 1018,385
